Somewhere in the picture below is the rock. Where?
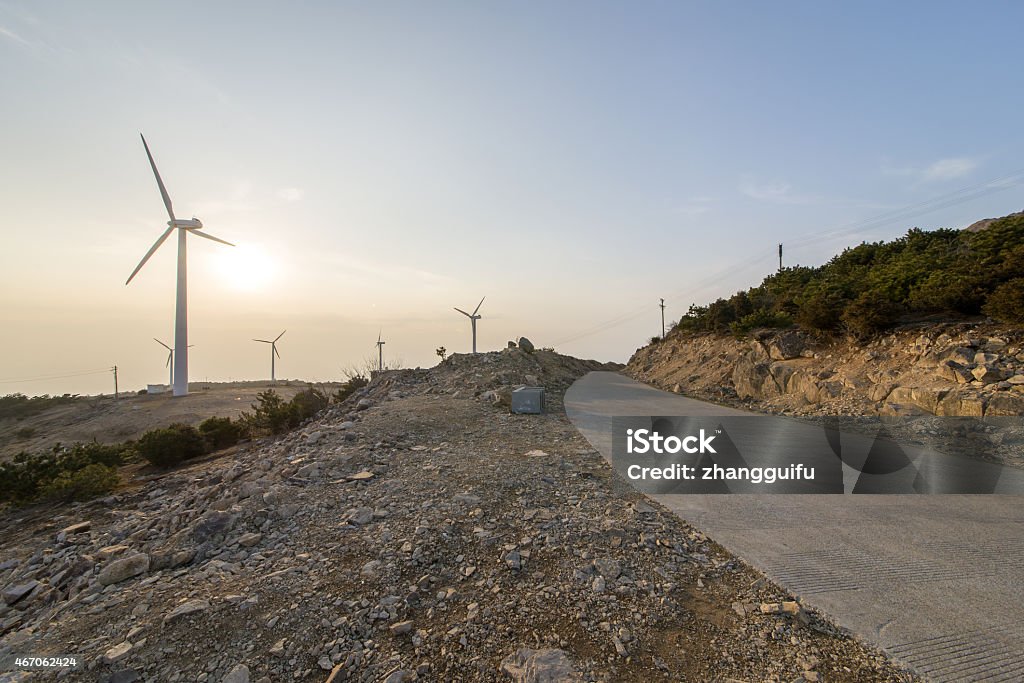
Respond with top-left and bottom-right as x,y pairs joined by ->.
356,398 -> 373,411
347,507 -> 374,525
348,470 -> 375,481
936,360 -> 973,384
671,383 -> 682,394
1008,375 -> 1024,385
2,580 -> 39,606
305,431 -> 324,445
268,638 -> 286,657
508,341 -> 517,348
505,549 -> 522,570
390,620 -> 414,635
222,664 -> 250,683
985,393 -> 1024,416
767,331 -> 805,360
518,337 -> 535,353
972,365 -> 1007,384
193,510 -> 234,543
103,671 -> 140,683
103,641 -> 133,664
60,520 -> 92,536
501,648 -> 581,683
732,355 -> 780,400
974,352 -> 1001,365
760,601 -> 801,615
163,598 -> 211,625
382,671 -> 415,683
593,558 -> 621,580
237,532 -> 262,548
97,553 -> 150,586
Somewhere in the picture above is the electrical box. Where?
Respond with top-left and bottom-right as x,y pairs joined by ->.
511,386 -> 545,414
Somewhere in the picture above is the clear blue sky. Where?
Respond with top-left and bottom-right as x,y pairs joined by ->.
2,1 -> 1024,396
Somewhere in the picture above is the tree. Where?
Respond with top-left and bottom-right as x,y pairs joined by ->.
436,346 -> 447,361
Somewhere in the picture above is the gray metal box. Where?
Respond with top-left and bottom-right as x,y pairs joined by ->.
511,386 -> 545,414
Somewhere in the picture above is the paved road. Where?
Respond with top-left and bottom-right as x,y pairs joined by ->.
565,372 -> 1024,683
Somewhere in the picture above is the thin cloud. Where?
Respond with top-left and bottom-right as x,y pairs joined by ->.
882,156 -> 980,184
739,179 -> 812,205
278,187 -> 304,202
0,24 -> 31,46
672,196 -> 716,216
922,157 -> 978,182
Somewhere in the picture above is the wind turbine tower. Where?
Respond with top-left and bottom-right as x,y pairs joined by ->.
254,330 -> 286,382
376,331 -> 386,372
126,134 -> 235,397
454,297 -> 485,354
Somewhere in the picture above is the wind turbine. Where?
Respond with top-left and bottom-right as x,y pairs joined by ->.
153,338 -> 193,388
454,297 -> 485,354
254,330 -> 286,382
126,134 -> 235,397
375,330 -> 386,372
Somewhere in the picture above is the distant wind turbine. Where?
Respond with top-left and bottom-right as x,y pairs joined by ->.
254,330 -> 286,382
376,330 -> 386,372
153,338 -> 193,388
454,297 -> 485,354
126,134 -> 235,397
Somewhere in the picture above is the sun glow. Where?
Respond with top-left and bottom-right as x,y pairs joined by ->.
215,243 -> 277,291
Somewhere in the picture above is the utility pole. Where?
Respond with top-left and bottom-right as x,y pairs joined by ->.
659,298 -> 666,339
112,365 -> 118,400
778,243 -> 783,272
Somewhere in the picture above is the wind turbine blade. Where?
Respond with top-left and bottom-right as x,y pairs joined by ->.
274,330 -> 286,342
274,345 -> 281,359
473,296 -> 486,315
165,354 -> 171,368
254,339 -> 272,343
454,307 -> 471,317
140,134 -> 175,221
190,230 -> 235,247
153,338 -> 172,351
377,330 -> 381,344
126,226 -> 174,285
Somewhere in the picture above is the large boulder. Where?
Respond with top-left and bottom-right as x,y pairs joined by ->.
501,648 -> 581,683
732,354 -> 780,399
985,393 -> 1024,416
767,331 -> 806,360
98,553 -> 150,586
518,337 -> 535,353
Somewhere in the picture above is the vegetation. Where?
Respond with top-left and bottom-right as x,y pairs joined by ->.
436,347 -> 447,361
0,393 -> 79,420
240,386 -> 334,435
136,423 -> 207,468
331,374 -> 369,404
674,214 -> 1024,339
0,441 -> 130,505
198,416 -> 247,450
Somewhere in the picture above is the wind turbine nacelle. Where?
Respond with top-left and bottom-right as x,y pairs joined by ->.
171,218 -> 203,229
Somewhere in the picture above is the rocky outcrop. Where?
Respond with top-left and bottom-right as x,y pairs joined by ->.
627,324 -> 1024,419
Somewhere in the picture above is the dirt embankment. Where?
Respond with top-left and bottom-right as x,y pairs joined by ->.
0,349 -> 916,682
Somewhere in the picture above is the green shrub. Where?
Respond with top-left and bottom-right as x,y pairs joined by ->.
240,389 -> 294,435
729,309 -> 793,337
291,387 -> 330,423
983,278 -> 1024,324
137,423 -> 207,468
198,416 -> 246,450
841,291 -> 900,339
0,441 -> 128,505
332,376 -> 369,404
40,463 -> 119,502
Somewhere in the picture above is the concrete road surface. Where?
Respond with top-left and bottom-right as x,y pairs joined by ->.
565,371 -> 1024,683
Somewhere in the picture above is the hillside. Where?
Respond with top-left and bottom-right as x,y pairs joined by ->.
0,383 -> 336,462
0,348 -> 915,682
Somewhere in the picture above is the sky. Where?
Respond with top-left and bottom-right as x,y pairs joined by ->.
2,1 -> 1024,398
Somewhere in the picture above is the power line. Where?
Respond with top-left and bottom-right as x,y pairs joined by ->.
552,169 -> 1024,347
0,368 -> 112,385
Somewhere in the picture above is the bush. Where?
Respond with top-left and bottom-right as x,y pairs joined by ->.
729,309 -> 793,337
198,416 -> 246,450
332,376 -> 369,404
291,387 -> 330,423
0,441 -> 128,505
40,463 -> 119,502
841,291 -> 900,339
240,389 -> 294,435
983,278 -> 1024,324
137,423 -> 207,468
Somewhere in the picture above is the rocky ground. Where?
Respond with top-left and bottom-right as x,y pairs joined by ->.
628,323 -> 1024,468
1,349 -> 918,683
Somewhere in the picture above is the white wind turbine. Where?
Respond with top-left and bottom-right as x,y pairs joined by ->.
254,330 -> 286,382
153,338 -> 193,388
454,296 -> 485,354
126,134 -> 235,397
375,330 -> 386,372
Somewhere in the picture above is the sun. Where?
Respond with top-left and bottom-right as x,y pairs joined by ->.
214,243 -> 277,291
